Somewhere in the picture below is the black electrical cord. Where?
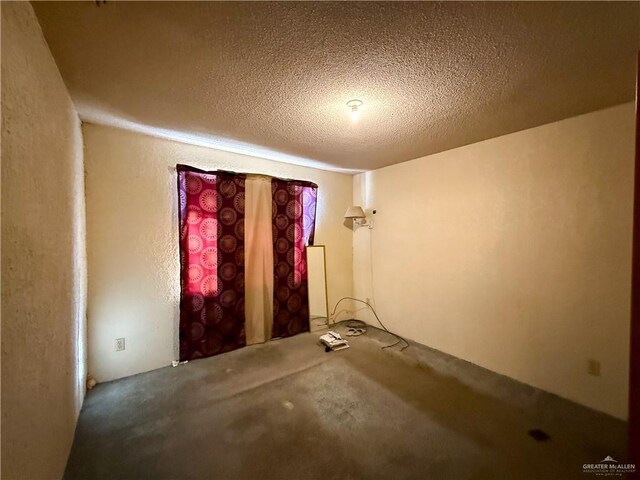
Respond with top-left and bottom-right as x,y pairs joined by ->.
330,296 -> 409,351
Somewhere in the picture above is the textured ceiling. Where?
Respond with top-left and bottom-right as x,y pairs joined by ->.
33,1 -> 640,172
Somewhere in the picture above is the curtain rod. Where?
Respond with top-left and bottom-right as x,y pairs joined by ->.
171,164 -> 318,189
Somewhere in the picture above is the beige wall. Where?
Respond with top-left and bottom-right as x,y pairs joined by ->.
353,103 -> 635,420
1,2 -> 87,478
84,124 -> 353,382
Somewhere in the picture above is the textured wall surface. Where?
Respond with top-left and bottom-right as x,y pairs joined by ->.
353,103 -> 635,419
83,124 -> 353,382
33,2 -> 640,171
1,2 -> 87,478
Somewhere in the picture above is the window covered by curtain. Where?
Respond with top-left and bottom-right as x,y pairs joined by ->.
271,179 -> 318,339
177,165 -> 317,361
177,165 -> 246,361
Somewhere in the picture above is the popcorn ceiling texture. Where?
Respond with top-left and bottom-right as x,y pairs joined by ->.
1,2 -> 87,478
83,124 -> 353,382
32,1 -> 640,171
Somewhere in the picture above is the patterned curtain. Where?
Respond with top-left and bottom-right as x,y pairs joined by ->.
177,165 -> 246,361
271,178 -> 318,338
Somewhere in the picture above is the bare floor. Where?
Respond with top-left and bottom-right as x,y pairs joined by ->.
65,324 -> 629,479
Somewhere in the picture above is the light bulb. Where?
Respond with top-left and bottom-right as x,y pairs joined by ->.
346,99 -> 363,123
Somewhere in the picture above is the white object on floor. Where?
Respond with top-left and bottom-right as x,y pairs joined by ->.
320,331 -> 350,351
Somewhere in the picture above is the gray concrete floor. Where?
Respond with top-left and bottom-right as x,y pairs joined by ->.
65,324 -> 629,480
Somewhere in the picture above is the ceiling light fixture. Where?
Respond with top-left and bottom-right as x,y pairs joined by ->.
346,99 -> 363,122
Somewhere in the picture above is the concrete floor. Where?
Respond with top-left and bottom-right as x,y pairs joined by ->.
65,324 -> 629,480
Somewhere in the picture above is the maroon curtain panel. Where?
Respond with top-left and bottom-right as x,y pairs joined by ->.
271,178 -> 318,339
177,165 -> 246,361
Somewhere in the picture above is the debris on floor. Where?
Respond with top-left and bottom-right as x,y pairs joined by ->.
319,331 -> 350,351
346,327 -> 366,336
528,429 -> 550,442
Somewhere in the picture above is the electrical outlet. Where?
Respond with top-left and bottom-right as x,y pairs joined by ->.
587,359 -> 600,376
115,338 -> 126,352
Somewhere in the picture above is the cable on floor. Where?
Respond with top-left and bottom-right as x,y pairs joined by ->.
330,296 -> 409,351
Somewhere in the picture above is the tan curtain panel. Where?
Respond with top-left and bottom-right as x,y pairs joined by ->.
244,175 -> 274,344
